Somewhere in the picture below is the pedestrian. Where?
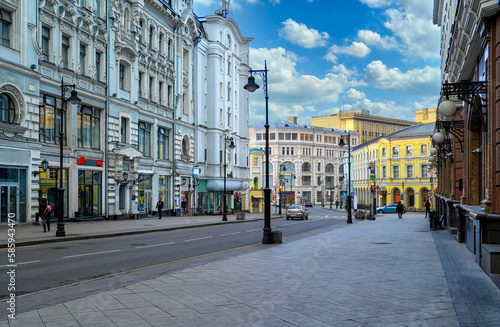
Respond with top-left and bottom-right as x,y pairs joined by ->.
181,200 -> 187,216
156,197 -> 164,219
424,200 -> 431,218
396,201 -> 404,219
39,197 -> 51,232
335,200 -> 339,209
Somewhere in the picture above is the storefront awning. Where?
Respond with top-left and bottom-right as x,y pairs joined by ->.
251,195 -> 264,199
206,179 -> 244,192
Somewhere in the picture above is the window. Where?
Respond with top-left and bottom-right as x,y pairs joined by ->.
0,93 -> 15,123
317,177 -> 322,186
157,127 -> 169,160
95,51 -> 102,81
317,163 -> 321,172
41,26 -> 51,61
406,165 -> 413,178
0,9 -> 11,47
302,162 -> 311,172
253,157 -> 258,166
382,165 -> 386,178
159,33 -> 163,55
138,122 -> 151,157
325,163 -> 334,172
149,77 -> 154,101
256,133 -> 262,140
118,63 -> 131,91
61,36 -> 70,68
302,175 -> 311,186
77,105 -> 100,149
79,44 -> 87,75
95,0 -> 102,17
138,72 -> 143,97
270,133 -> 275,140
120,117 -> 128,143
405,145 -> 413,156
421,165 -> 429,178
285,133 -> 291,140
392,146 -> 399,157
393,165 -> 399,178
278,133 -> 284,140
292,133 -> 297,140
420,144 -> 428,156
39,94 -> 63,144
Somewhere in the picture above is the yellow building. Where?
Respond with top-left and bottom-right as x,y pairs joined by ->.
415,108 -> 437,124
249,147 -> 265,213
351,123 -> 437,211
312,109 -> 416,144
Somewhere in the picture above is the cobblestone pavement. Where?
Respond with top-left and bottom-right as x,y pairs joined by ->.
1,213 -> 500,326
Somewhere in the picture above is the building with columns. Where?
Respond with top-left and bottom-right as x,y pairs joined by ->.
249,117 -> 359,207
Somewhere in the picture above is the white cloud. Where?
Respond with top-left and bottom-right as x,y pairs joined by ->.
358,0 -> 395,8
344,88 -> 366,100
364,60 -> 440,95
278,19 -> 329,48
248,47 -> 366,123
326,42 -> 371,60
383,8 -> 439,60
357,30 -> 398,50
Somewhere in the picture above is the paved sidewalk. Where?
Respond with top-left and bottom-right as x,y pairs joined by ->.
0,212 -> 281,248
2,213 -> 500,326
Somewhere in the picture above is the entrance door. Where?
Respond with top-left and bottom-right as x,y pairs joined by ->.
0,185 -> 18,224
252,198 -> 259,213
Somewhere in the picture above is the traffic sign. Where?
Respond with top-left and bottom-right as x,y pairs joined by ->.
430,177 -> 434,182
351,192 -> 354,196
370,169 -> 375,174
279,174 -> 284,180
370,175 -> 376,181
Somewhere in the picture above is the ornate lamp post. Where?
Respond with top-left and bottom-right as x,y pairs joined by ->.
56,80 -> 81,237
244,61 -> 273,244
338,131 -> 352,224
222,135 -> 236,221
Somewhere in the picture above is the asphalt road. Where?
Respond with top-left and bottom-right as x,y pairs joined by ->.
0,207 -> 346,299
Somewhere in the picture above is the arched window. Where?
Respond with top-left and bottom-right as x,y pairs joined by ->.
0,93 -> 15,123
253,177 -> 258,189
325,163 -> 334,172
301,162 -> 311,172
280,161 -> 294,172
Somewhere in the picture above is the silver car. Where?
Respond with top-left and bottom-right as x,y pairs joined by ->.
286,205 -> 309,220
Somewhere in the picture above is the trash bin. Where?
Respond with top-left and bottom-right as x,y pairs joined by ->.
236,212 -> 245,220
429,210 -> 438,230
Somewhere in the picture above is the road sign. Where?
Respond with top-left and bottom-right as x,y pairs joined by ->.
430,183 -> 434,188
278,174 -> 284,180
370,169 -> 375,174
351,192 -> 354,196
369,163 -> 375,169
370,175 -> 376,181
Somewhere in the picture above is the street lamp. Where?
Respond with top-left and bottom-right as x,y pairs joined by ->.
222,134 -> 235,221
56,79 -> 81,237
291,174 -> 295,205
244,61 -> 273,244
338,131 -> 352,224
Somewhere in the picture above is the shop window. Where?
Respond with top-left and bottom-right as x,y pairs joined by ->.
78,170 -> 102,217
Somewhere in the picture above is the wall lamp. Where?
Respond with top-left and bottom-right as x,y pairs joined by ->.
33,159 -> 49,177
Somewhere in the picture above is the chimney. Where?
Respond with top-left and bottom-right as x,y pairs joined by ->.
288,116 -> 297,124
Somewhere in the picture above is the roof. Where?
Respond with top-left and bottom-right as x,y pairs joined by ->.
352,123 -> 434,150
249,121 -> 358,135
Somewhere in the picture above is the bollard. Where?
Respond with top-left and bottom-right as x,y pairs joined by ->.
429,210 -> 438,230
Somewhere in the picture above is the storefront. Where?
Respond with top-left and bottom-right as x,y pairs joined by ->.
137,174 -> 153,216
38,167 -> 68,221
77,170 -> 102,218
0,167 -> 27,225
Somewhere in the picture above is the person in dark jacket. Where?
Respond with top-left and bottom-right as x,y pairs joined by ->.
424,200 -> 431,218
39,197 -> 51,232
156,197 -> 164,219
396,201 -> 404,219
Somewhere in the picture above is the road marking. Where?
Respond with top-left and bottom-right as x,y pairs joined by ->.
0,260 -> 40,268
63,249 -> 121,259
184,236 -> 213,242
135,242 -> 175,249
219,232 -> 241,236
245,229 -> 261,232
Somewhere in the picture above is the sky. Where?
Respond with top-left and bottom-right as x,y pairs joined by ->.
193,0 -> 441,126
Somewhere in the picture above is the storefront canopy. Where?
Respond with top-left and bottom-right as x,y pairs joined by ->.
206,179 -> 243,192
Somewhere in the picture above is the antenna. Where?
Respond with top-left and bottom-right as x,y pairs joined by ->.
221,0 -> 230,17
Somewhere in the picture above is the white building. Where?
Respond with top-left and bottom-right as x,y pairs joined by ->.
249,117 -> 359,207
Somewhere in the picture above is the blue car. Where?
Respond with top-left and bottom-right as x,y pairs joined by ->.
376,203 -> 406,214
304,201 -> 313,207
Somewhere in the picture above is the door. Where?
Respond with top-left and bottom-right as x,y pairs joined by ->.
0,185 -> 18,225
252,198 -> 259,213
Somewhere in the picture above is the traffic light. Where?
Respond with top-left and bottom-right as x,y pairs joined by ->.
273,194 -> 276,201
370,182 -> 375,192
279,185 -> 283,192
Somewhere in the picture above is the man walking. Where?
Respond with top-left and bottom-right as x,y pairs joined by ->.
156,197 -> 164,219
396,201 -> 404,219
424,200 -> 431,218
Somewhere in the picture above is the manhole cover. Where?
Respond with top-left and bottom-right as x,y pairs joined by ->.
130,244 -> 146,246
372,242 -> 392,245
51,247 -> 69,250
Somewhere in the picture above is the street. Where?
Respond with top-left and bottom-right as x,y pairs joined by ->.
0,207 -> 346,299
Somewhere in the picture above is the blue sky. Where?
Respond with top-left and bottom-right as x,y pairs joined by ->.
193,0 -> 441,126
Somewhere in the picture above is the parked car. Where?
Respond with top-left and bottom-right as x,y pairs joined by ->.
286,205 -> 309,220
376,203 -> 407,214
304,201 -> 313,207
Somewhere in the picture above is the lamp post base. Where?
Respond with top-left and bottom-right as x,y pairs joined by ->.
262,228 -> 273,244
56,223 -> 66,237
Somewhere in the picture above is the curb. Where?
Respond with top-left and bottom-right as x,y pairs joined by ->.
3,216 -> 283,248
